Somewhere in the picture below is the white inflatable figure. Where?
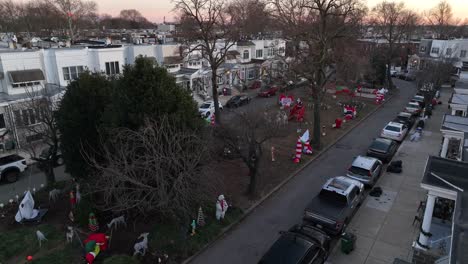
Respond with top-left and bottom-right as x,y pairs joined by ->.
107,215 -> 127,230
15,191 -> 39,223
36,230 -> 47,247
49,188 -> 61,202
66,226 -> 74,243
133,232 -> 149,256
215,195 -> 229,221
75,184 -> 81,205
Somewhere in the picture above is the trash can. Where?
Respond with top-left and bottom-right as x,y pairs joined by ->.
341,232 -> 356,254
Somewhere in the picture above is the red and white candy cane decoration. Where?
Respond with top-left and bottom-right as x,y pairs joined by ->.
210,114 -> 215,126
303,141 -> 313,155
294,138 -> 302,163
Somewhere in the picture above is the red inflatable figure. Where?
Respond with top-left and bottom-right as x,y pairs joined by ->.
289,99 -> 305,122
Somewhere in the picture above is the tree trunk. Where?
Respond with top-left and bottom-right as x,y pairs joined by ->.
211,68 -> 221,125
247,165 -> 257,197
45,160 -> 56,187
312,95 -> 321,149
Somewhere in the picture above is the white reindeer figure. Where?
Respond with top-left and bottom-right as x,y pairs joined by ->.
66,226 -> 74,243
36,230 -> 47,247
276,111 -> 288,127
133,232 -> 149,256
49,189 -> 61,202
107,215 -> 127,230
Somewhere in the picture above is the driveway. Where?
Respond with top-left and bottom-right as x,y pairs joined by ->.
189,79 -> 417,264
0,165 -> 71,204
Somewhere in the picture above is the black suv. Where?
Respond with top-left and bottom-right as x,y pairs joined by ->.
258,224 -> 330,264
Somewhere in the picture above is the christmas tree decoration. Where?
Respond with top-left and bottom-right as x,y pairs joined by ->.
197,207 -> 206,227
88,213 -> 99,232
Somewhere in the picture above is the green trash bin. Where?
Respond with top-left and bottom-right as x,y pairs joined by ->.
341,232 -> 356,254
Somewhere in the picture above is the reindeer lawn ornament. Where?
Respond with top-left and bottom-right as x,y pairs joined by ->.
133,232 -> 149,256
66,226 -> 74,243
276,111 -> 288,127
36,230 -> 47,248
107,215 -> 126,230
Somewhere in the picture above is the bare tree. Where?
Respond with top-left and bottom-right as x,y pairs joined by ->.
24,85 -> 63,186
271,0 -> 366,148
174,0 -> 239,125
425,0 -> 460,39
215,106 -> 287,197
227,0 -> 271,37
371,1 -> 419,89
85,117 -> 217,220
49,0 -> 97,42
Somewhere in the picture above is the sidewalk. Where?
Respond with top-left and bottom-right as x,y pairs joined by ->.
327,87 -> 452,264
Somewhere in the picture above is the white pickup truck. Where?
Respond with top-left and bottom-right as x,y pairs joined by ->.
0,154 -> 28,183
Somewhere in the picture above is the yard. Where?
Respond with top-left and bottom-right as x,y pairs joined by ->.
0,86 -> 379,264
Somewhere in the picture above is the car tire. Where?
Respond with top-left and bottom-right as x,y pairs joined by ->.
4,170 -> 19,183
56,157 -> 64,166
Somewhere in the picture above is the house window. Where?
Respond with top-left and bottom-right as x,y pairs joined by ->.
247,69 -> 256,80
0,114 -> 5,129
278,47 -> 285,55
105,61 -> 120,75
217,76 -> 224,84
431,47 -> 439,54
461,50 -> 467,58
62,66 -> 84,81
12,82 -> 40,88
13,110 -> 22,126
243,50 -> 249,60
267,48 -> 274,56
256,49 -> 263,58
420,46 -> 426,52
13,109 -> 39,127
446,48 -> 452,56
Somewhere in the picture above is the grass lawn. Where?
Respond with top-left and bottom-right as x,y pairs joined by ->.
149,206 -> 243,261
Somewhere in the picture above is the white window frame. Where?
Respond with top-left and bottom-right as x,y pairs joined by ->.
256,49 -> 263,58
105,61 -> 120,75
243,50 -> 250,60
431,47 -> 440,54
267,48 -> 274,57
63,66 -> 84,81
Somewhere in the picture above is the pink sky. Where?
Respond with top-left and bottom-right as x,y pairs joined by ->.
97,0 -> 468,23
12,0 -> 468,23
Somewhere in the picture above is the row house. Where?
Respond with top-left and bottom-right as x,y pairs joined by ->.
410,39 -> 468,73
0,42 -> 180,149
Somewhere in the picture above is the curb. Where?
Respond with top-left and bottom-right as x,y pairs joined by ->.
183,93 -> 396,264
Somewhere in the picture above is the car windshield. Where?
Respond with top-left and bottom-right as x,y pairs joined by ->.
259,234 -> 312,264
349,166 -> 370,176
385,125 -> 401,132
397,115 -> 409,121
407,104 -> 418,108
370,139 -> 390,151
200,103 -> 211,109
319,189 -> 348,205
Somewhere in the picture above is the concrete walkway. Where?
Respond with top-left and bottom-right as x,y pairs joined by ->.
327,87 -> 452,264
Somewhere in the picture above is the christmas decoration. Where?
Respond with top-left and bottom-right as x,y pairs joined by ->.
27,256 -> 33,261
107,215 -> 126,230
36,230 -> 47,248
197,207 -> 206,227
215,195 -> 229,221
190,220 -> 196,236
210,114 -> 215,126
332,118 -> 342,129
294,137 -> 302,163
271,146 -> 276,162
133,233 -> 149,256
69,191 -> 76,209
84,233 -> 109,264
88,213 -> 99,232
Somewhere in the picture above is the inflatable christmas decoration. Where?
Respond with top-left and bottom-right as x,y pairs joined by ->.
343,105 -> 357,120
300,130 -> 313,155
289,98 -> 305,122
332,118 -> 343,129
84,233 -> 109,264
293,137 -> 302,163
375,88 -> 387,104
279,94 -> 294,109
215,195 -> 229,221
88,213 -> 99,232
210,114 -> 215,126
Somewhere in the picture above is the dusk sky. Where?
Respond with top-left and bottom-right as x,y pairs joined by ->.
97,0 -> 467,23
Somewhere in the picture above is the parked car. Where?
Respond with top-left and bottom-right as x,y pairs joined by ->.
393,112 -> 416,128
225,94 -> 251,108
303,176 -> 364,235
258,85 -> 279,97
346,155 -> 383,186
258,224 -> 331,264
411,95 -> 426,107
198,101 -> 223,118
0,154 -> 28,183
390,69 -> 398,77
380,121 -> 408,142
404,102 -> 422,116
36,146 -> 64,167
367,138 -> 398,163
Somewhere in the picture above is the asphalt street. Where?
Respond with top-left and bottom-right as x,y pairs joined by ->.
190,79 -> 417,264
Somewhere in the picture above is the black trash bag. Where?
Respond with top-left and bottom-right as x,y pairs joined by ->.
390,160 -> 402,168
369,187 -> 383,197
387,165 -> 402,173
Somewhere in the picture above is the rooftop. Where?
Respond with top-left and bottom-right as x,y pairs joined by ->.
450,93 -> 468,105
442,114 -> 468,133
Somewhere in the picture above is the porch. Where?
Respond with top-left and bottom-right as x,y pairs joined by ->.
440,114 -> 468,161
